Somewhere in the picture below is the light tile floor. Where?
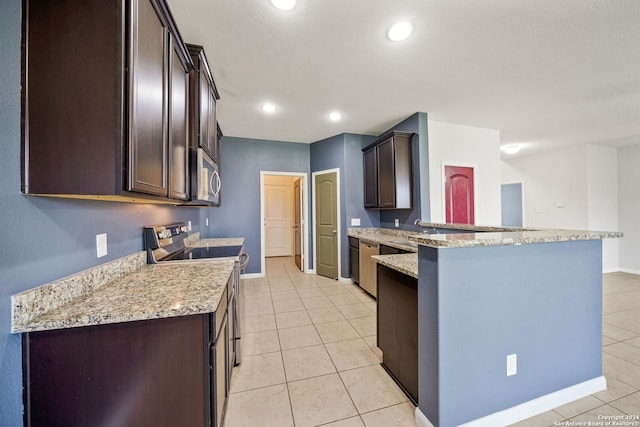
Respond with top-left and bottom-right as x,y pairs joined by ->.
225,259 -> 640,427
225,257 -> 414,427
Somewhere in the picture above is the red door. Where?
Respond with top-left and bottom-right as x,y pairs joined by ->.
445,166 -> 475,224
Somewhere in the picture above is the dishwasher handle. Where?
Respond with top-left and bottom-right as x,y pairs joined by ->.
238,252 -> 250,270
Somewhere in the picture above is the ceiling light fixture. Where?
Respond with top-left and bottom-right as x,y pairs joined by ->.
328,111 -> 342,122
502,145 -> 521,155
261,102 -> 277,113
270,0 -> 296,11
387,21 -> 413,42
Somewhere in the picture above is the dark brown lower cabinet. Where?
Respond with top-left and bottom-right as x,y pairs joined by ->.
377,264 -> 418,404
23,310 -> 228,427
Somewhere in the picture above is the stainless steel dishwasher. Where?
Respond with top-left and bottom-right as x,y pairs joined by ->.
359,241 -> 379,297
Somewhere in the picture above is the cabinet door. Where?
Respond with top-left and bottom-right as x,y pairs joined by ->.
349,239 -> 360,284
377,137 -> 396,208
128,0 -> 168,196
363,146 -> 378,208
168,35 -> 189,200
199,69 -> 211,155
208,86 -> 219,163
377,265 -> 418,403
24,315 -> 208,426
213,313 -> 228,427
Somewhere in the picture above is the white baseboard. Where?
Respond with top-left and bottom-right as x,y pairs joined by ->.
240,272 -> 263,279
415,407 -> 435,427
618,268 -> 640,276
415,376 -> 606,427
338,276 -> 353,284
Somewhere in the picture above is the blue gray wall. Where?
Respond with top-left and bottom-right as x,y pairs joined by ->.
308,113 -> 430,278
418,240 -> 602,426
207,137 -> 310,274
310,133 -> 378,279
379,112 -> 430,229
310,134 -> 348,277
344,133 -> 380,229
0,2 -> 202,421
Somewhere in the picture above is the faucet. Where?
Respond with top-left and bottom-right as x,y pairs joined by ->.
414,219 -> 438,234
414,219 -> 426,233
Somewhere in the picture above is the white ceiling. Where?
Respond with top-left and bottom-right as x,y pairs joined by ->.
167,0 -> 640,157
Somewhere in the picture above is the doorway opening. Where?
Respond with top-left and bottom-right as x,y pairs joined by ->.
260,171 -> 309,276
312,168 -> 340,280
501,182 -> 524,227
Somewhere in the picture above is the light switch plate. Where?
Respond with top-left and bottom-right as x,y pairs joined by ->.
351,218 -> 361,226
96,233 -> 108,258
395,219 -> 399,227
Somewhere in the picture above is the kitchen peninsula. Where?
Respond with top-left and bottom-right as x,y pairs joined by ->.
350,224 -> 622,427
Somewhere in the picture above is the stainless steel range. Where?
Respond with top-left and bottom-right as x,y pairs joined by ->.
143,222 -> 248,366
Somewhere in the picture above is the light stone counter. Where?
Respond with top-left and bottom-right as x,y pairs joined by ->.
372,253 -> 418,279
410,228 -> 623,248
349,225 -> 622,250
185,233 -> 244,248
347,228 -> 418,252
349,225 -> 621,277
11,235 -> 241,333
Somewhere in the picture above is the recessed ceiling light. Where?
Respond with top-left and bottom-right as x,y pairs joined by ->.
270,0 -> 296,11
261,102 -> 277,113
502,145 -> 521,155
387,21 -> 413,42
328,111 -> 342,122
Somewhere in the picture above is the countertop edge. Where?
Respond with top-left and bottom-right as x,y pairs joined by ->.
410,230 -> 624,248
348,226 -> 622,249
372,254 -> 418,279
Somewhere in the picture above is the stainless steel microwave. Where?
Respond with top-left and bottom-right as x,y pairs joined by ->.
190,148 -> 220,205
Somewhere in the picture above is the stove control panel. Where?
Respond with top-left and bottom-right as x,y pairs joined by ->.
143,222 -> 190,263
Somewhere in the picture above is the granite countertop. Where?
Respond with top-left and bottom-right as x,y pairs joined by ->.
351,225 -> 622,277
347,228 -> 418,252
12,234 -> 243,334
372,253 -> 418,278
410,228 -> 623,248
186,236 -> 245,248
349,225 -> 622,249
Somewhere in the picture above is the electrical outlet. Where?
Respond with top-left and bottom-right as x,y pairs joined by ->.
96,233 -> 108,258
351,218 -> 361,226
507,354 -> 517,376
206,217 -> 209,226
395,219 -> 400,227
188,221 -> 192,231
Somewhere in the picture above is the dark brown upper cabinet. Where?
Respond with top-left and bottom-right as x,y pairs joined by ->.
187,44 -> 221,165
362,131 -> 414,209
21,0 -> 192,203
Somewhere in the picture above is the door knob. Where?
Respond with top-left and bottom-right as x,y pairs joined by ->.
332,230 -> 337,234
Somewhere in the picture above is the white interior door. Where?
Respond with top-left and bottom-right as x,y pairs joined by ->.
265,180 -> 293,257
